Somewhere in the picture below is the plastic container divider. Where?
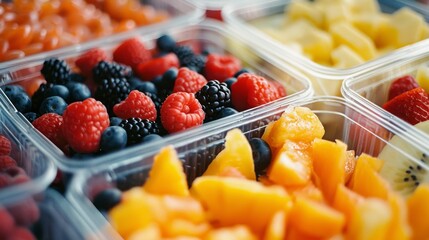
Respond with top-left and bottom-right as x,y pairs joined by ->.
67,95 -> 429,240
223,0 -> 429,96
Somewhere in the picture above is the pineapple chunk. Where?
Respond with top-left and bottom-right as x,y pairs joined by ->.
349,0 -> 380,14
330,22 -> 376,61
420,23 -> 429,40
352,13 -> 387,41
323,2 -> 351,30
331,45 -> 365,68
286,0 -> 324,28
416,65 -> 429,93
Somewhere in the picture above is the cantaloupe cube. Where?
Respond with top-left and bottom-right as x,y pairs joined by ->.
331,45 -> 365,68
204,225 -> 258,240
386,194 -> 412,240
263,211 -> 286,240
407,184 -> 429,240
330,22 -> 376,60
286,0 -> 324,28
332,185 -> 364,223
416,64 -> 429,93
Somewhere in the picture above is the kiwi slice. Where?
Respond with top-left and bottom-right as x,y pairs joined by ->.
378,120 -> 429,196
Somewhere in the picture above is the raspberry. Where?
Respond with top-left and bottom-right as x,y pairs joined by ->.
62,98 -> 110,153
5,227 -> 35,240
172,67 -> 207,94
195,80 -> 231,121
75,48 -> 108,77
92,61 -> 132,84
95,78 -> 130,115
270,80 -> 287,98
40,58 -> 71,85
0,135 -> 11,156
8,198 -> 40,227
32,113 -> 67,150
231,73 -> 280,111
204,53 -> 242,82
0,207 -> 14,238
0,156 -> 17,171
3,166 -> 30,185
119,118 -> 159,145
160,92 -> 205,133
136,53 -> 180,81
113,38 -> 151,70
113,90 -> 157,121
0,174 -> 9,188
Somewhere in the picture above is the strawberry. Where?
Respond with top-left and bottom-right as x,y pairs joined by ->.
383,87 -> 429,125
113,38 -> 151,70
388,75 -> 419,100
75,48 -> 108,77
62,98 -> 110,153
173,67 -> 207,93
32,113 -> 67,151
0,135 -> 11,156
204,53 -> 241,82
231,73 -> 280,111
136,53 -> 179,81
160,92 -> 205,133
113,90 -> 157,121
0,156 -> 17,171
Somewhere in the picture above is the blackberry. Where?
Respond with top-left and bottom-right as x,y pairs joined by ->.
31,83 -> 54,112
95,78 -> 130,115
172,45 -> 194,63
181,54 -> 206,73
195,80 -> 231,121
40,58 -> 71,84
92,61 -> 132,84
119,118 -> 160,145
143,91 -> 162,112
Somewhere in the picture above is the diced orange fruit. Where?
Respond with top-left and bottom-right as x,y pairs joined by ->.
286,182 -> 325,202
127,223 -> 161,240
191,176 -> 292,234
407,184 -> 429,240
203,225 -> 258,240
332,185 -> 364,224
288,197 -> 345,238
218,166 -> 247,179
156,195 -> 206,224
263,211 -> 286,240
386,194 -> 411,240
163,219 -> 211,238
344,150 -> 356,184
143,145 -> 189,197
311,139 -> 347,203
268,140 -> 312,187
203,129 -> 255,180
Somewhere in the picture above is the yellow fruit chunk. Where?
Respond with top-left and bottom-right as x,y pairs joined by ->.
203,129 -> 255,180
192,176 -> 292,234
386,194 -> 411,240
330,22 -> 376,60
163,219 -> 211,238
331,45 -> 365,68
289,197 -> 345,238
204,225 -> 258,240
263,211 -> 286,240
286,0 -> 324,28
350,0 -> 380,14
311,139 -> 347,203
416,64 -> 429,94
351,13 -> 386,41
323,2 -> 351,30
332,185 -> 364,224
127,223 -> 161,240
407,184 -> 429,240
346,198 -> 391,240
143,145 -> 189,196
264,106 -> 325,148
268,140 -> 312,187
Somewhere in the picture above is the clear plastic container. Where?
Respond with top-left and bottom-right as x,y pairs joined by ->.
67,95 -> 428,240
0,0 -> 204,69
223,0 -> 429,96
0,20 -> 313,172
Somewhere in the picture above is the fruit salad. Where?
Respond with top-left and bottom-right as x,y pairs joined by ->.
248,0 -> 428,69
1,34 -> 287,160
0,0 -> 172,62
89,106 -> 429,240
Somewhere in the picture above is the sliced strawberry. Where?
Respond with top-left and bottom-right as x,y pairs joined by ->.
136,53 -> 179,81
383,87 -> 429,125
388,75 -> 419,100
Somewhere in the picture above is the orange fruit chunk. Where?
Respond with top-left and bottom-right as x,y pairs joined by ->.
407,184 -> 429,240
332,185 -> 364,224
286,182 -> 325,202
344,150 -> 356,184
386,194 -> 411,240
143,145 -> 189,197
163,219 -> 211,238
127,223 -> 161,240
204,225 -> 258,240
263,211 -> 286,240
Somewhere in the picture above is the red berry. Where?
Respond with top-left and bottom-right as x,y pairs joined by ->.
0,174 -> 10,188
173,67 -> 207,94
62,98 -> 110,153
75,48 -> 108,77
204,53 -> 241,82
160,92 -> 205,133
136,53 -> 179,81
113,38 -> 151,70
388,75 -> 419,100
113,90 -> 157,121
0,207 -> 14,238
270,80 -> 287,98
8,198 -> 39,227
0,156 -> 17,171
231,73 -> 280,111
0,135 -> 11,156
383,87 -> 429,125
5,227 -> 35,240
32,113 -> 67,151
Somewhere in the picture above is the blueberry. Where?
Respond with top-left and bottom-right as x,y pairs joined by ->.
39,96 -> 67,115
216,107 -> 238,119
100,126 -> 127,153
69,72 -> 85,83
1,85 -> 25,98
110,117 -> 123,126
142,134 -> 162,143
24,112 -> 37,123
224,77 -> 237,90
93,188 -> 122,211
46,85 -> 70,102
134,81 -> 157,95
234,68 -> 251,78
128,76 -> 143,90
249,138 -> 272,174
156,34 -> 176,52
66,82 -> 91,102
160,67 -> 178,90
9,91 -> 32,113
201,49 -> 211,56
